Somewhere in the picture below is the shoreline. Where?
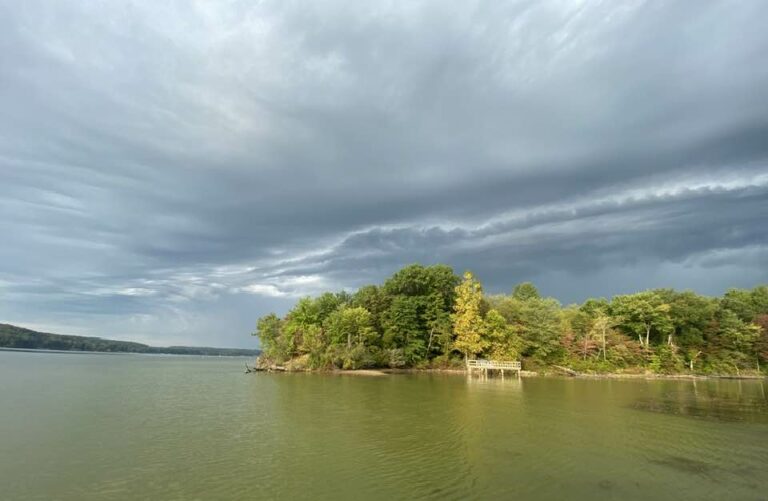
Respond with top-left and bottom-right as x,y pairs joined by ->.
0,347 -> 255,358
252,365 -> 767,380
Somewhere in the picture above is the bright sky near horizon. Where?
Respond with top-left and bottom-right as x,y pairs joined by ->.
1,1 -> 767,347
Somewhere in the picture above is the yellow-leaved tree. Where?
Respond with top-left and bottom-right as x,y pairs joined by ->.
452,271 -> 486,361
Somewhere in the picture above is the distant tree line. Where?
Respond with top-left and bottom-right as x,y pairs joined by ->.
254,264 -> 768,374
0,324 -> 260,357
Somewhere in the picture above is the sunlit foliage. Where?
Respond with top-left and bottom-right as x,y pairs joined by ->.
253,265 -> 768,374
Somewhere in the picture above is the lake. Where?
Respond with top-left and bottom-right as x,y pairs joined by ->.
1,351 -> 766,500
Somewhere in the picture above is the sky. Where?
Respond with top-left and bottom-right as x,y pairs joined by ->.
1,1 -> 767,348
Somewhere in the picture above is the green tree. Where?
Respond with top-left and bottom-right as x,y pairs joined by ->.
611,292 -> 673,348
522,297 -> 563,361
255,313 -> 288,361
491,293 -> 563,362
315,292 -> 349,323
380,263 -> 460,364
662,290 -> 717,348
282,297 -> 322,357
424,292 -> 453,355
512,282 -> 540,301
721,286 -> 768,322
484,309 -> 520,360
754,314 -> 768,369
717,310 -> 760,354
352,285 -> 389,335
325,306 -> 377,349
383,264 -> 459,303
383,296 -> 426,364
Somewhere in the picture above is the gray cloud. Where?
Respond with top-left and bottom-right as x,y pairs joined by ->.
1,1 -> 767,347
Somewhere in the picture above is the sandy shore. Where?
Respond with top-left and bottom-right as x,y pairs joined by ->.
333,369 -> 389,376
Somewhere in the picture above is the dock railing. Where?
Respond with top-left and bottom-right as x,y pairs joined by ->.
466,359 -> 521,374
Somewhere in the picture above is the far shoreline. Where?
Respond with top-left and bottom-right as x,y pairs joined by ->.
0,347 -> 254,357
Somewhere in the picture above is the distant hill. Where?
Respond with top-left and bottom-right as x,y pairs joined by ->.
0,323 -> 260,357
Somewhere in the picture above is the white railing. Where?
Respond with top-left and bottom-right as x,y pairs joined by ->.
467,359 -> 521,370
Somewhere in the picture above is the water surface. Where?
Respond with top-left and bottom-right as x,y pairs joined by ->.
1,351 -> 766,500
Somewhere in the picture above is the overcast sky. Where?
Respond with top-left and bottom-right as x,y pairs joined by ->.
1,1 -> 767,348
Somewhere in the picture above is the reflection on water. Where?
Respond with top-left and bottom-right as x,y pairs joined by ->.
1,352 -> 766,501
650,455 -> 718,477
630,379 -> 768,423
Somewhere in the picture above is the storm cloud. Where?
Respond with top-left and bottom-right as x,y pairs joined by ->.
1,1 -> 767,347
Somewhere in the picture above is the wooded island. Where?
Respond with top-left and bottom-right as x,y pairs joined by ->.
254,264 -> 768,375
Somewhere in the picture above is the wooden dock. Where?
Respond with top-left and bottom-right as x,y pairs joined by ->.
467,359 -> 521,377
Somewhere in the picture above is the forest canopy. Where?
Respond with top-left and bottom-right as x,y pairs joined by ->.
254,264 -> 768,374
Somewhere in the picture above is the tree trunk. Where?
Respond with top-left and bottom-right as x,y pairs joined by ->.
602,327 -> 607,362
689,351 -> 701,372
645,325 -> 651,348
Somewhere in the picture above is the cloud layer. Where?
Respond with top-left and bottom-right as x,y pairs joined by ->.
1,1 -> 767,347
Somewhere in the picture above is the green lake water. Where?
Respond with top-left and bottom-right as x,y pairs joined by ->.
1,351 -> 767,500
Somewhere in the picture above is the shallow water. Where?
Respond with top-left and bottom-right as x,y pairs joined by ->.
1,351 -> 766,500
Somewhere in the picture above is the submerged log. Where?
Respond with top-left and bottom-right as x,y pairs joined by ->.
246,355 -> 288,373
245,362 -> 267,373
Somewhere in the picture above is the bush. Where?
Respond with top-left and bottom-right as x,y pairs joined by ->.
286,354 -> 311,371
428,354 -> 464,369
607,343 -> 645,368
324,345 -> 346,369
342,345 -> 376,370
649,345 -> 685,374
386,348 -> 407,368
568,358 -> 614,374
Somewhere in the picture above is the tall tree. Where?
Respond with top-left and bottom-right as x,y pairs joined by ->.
512,282 -> 540,301
611,292 -> 673,348
424,292 -> 453,354
589,313 -> 619,362
452,271 -> 486,360
325,306 -> 376,349
484,308 -> 520,360
255,313 -> 289,361
721,286 -> 768,322
383,296 -> 426,364
352,285 -> 389,334
754,314 -> 768,368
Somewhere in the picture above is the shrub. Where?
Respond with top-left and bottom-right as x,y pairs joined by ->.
649,345 -> 685,374
386,348 -> 407,368
342,345 -> 376,370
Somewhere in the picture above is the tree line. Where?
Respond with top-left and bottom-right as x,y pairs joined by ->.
253,264 -> 768,374
0,323 -> 260,356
